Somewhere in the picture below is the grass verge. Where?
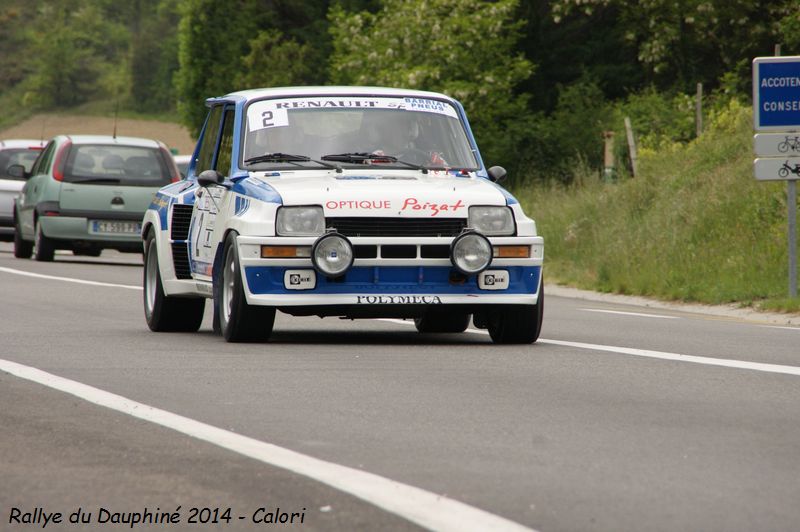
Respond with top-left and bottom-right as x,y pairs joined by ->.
514,100 -> 800,313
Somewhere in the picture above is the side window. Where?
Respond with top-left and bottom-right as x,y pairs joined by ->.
31,141 -> 55,175
214,108 -> 235,175
195,106 -> 224,173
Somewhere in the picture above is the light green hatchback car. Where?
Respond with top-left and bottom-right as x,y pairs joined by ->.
11,135 -> 180,261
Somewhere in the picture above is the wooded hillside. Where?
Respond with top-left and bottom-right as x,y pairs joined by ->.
1,0 -> 798,181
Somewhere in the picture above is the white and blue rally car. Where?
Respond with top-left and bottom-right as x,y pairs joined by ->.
142,87 -> 544,343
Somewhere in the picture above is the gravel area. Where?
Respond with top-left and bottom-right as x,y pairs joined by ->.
0,114 -> 196,154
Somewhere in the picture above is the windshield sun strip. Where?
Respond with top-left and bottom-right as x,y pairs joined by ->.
239,93 -> 479,171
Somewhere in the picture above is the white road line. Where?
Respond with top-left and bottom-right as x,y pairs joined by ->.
760,325 -> 800,331
579,308 -> 678,319
379,319 -> 800,377
0,359 -> 535,532
537,338 -> 800,377
0,266 -> 142,290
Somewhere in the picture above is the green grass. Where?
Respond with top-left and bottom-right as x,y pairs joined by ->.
68,99 -> 182,124
514,100 -> 800,313
0,86 -> 37,131
0,96 -> 183,132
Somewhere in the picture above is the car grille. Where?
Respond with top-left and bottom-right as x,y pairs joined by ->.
171,243 -> 192,279
170,204 -> 193,279
326,217 -> 467,237
170,204 -> 193,240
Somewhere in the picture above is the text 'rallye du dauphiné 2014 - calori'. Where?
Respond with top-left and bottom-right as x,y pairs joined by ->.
142,86 -> 544,343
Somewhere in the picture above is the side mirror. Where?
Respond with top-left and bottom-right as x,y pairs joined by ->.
197,169 -> 225,187
6,164 -> 29,179
487,166 -> 507,183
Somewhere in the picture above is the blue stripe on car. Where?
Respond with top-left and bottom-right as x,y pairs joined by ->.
231,177 -> 282,204
244,265 -> 540,295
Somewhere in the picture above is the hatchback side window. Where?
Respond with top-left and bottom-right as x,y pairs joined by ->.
31,141 -> 55,176
195,106 -> 224,174
214,108 -> 235,176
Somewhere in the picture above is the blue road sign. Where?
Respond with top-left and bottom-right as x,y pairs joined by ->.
753,56 -> 800,131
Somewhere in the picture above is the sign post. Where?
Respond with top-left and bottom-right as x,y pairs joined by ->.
753,55 -> 800,298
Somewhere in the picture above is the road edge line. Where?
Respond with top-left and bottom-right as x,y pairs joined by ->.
0,358 -> 535,532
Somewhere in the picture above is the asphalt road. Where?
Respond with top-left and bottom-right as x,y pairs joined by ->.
1,243 -> 799,532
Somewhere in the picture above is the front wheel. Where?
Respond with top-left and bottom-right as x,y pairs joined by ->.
487,286 -> 544,345
143,230 -> 204,332
217,231 -> 275,342
779,166 -> 789,178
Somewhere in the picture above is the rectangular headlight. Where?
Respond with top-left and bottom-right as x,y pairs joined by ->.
276,206 -> 324,236
468,206 -> 515,236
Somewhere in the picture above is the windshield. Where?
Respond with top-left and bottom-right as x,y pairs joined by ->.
243,96 -> 478,170
0,148 -> 41,180
64,144 -> 173,186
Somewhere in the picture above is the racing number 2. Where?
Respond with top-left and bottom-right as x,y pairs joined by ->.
262,111 -> 274,128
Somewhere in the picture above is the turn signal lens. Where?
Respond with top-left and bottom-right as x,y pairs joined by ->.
261,245 -> 311,258
493,245 -> 530,258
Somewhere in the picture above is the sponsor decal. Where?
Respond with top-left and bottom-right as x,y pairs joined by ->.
195,283 -> 213,295
150,195 -> 169,209
247,97 -> 458,132
356,295 -> 442,304
284,270 -> 316,290
401,197 -> 465,217
326,200 -> 391,210
234,196 -> 251,217
478,270 -> 510,290
323,197 -> 465,217
404,97 -> 448,113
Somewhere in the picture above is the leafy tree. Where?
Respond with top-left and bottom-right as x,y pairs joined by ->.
329,0 -> 533,168
23,1 -> 129,108
130,0 -> 183,112
524,78 -> 613,182
176,0 -> 336,135
779,5 -> 800,54
516,1 -> 641,113
551,0 -> 797,96
235,30 -> 313,90
176,0 -> 260,135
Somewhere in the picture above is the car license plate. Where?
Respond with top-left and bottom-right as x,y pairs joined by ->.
90,220 -> 142,234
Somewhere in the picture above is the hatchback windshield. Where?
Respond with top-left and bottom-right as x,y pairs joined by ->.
64,145 -> 173,186
0,148 -> 42,180
243,96 -> 478,170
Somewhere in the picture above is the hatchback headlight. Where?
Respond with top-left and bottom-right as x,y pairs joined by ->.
468,206 -> 515,236
276,206 -> 324,236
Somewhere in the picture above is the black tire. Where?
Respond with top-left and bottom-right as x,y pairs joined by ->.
217,231 -> 275,342
778,141 -> 789,153
13,215 -> 32,259
33,219 -> 55,262
143,230 -> 204,332
487,285 -> 544,345
414,309 -> 471,333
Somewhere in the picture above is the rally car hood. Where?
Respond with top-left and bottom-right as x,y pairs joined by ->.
254,170 -> 507,218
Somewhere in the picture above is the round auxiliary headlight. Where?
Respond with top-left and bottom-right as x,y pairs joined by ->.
450,231 -> 492,275
311,233 -> 354,277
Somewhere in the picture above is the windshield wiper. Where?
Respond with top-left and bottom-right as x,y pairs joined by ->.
244,152 -> 340,171
245,152 -> 311,164
321,152 -> 428,174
